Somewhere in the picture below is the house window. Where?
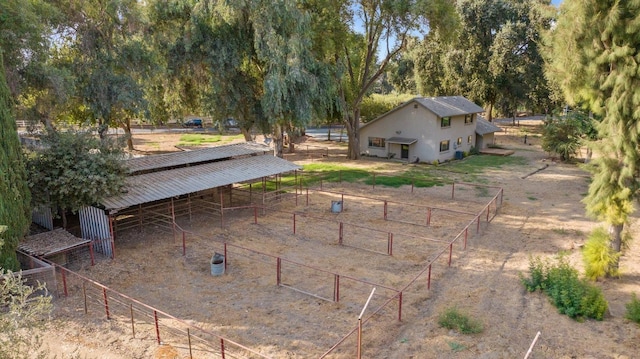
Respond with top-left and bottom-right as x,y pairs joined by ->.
368,137 -> 386,148
456,137 -> 462,146
441,117 -> 451,127
465,114 -> 474,124
439,140 -> 450,152
467,135 -> 473,144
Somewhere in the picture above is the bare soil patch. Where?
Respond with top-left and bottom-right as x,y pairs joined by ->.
43,123 -> 640,358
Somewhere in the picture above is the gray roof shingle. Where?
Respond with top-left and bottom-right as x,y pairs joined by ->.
475,118 -> 502,135
413,96 -> 485,117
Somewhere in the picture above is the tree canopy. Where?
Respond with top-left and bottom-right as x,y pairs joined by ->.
545,0 -> 640,269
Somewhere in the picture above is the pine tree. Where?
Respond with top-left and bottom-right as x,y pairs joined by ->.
545,0 -> 640,270
0,51 -> 32,270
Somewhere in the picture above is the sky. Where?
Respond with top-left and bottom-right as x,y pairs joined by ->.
552,0 -> 563,6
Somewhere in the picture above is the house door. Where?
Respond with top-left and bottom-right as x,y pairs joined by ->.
401,145 -> 409,159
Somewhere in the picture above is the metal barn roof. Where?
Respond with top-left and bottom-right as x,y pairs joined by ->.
103,155 -> 301,211
125,142 -> 271,174
413,96 -> 485,118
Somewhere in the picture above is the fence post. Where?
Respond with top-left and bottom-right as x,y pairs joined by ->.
61,269 -> 68,297
130,303 -> 135,338
398,292 -> 403,322
89,242 -> 95,266
306,188 -> 309,206
334,274 -> 340,302
110,237 -> 116,260
448,243 -> 453,266
182,232 -> 186,256
103,288 -> 110,319
341,193 -> 344,212
154,310 -> 161,344
451,182 -> 455,199
500,188 -> 504,206
293,213 -> 296,234
220,338 -> 226,359
372,173 -> 376,189
477,215 -> 481,233
427,207 -> 432,226
254,206 -> 258,224
464,228 -> 468,250
388,233 -> 393,256
486,205 -> 490,222
276,257 -> 281,286
427,264 -> 432,290
339,222 -> 343,245
187,328 -> 193,359
224,242 -> 228,272
411,180 -> 414,193
384,200 -> 387,220
83,282 -> 87,314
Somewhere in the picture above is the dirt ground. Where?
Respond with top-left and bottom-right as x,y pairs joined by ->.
41,122 -> 640,358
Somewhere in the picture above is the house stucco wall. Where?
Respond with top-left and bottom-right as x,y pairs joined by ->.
360,103 -> 477,163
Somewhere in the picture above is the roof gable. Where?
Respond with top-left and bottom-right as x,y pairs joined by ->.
361,96 -> 483,129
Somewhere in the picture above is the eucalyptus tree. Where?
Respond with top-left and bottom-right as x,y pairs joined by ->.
545,0 -> 640,270
0,52 -> 31,270
56,0 -> 152,149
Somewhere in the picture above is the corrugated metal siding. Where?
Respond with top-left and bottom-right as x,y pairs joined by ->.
32,206 -> 53,230
103,155 -> 300,211
79,206 -> 113,257
126,142 -> 270,173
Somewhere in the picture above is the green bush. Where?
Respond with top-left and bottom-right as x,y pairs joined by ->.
625,293 -> 640,325
520,256 -> 608,321
438,307 -> 483,334
583,227 -> 620,280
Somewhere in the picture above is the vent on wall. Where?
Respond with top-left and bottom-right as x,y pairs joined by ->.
414,104 -> 418,109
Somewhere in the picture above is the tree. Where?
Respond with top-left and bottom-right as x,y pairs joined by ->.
0,52 -> 31,270
415,0 -> 555,120
25,130 -> 127,227
541,111 -> 596,161
0,269 -> 53,359
545,0 -> 640,270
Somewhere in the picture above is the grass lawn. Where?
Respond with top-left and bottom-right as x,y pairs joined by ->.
178,133 -> 244,146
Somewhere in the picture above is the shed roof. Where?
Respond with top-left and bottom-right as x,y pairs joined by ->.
20,228 -> 90,257
475,118 -> 502,135
103,155 -> 301,211
126,142 -> 270,174
413,96 -> 485,118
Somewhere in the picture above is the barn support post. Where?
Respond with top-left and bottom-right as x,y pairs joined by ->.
187,193 -> 192,222
138,204 -> 142,230
171,197 -> 176,241
249,183 -> 252,203
182,232 -> 186,256
229,184 -> 233,206
220,192 -> 224,228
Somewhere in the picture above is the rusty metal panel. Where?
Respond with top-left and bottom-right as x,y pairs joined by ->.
125,142 -> 271,174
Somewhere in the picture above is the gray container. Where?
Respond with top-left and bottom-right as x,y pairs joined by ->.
210,252 -> 225,276
331,200 -> 343,213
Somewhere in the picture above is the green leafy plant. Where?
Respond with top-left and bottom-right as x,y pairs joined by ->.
438,307 -> 483,334
583,227 -> 620,280
625,293 -> 640,325
447,341 -> 467,352
520,255 -> 608,321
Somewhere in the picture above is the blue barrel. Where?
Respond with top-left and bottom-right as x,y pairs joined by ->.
331,200 -> 343,213
455,150 -> 464,160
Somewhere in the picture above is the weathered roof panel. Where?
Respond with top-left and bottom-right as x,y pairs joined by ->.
126,142 -> 271,174
103,155 -> 301,211
475,118 -> 502,135
414,96 -> 485,118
